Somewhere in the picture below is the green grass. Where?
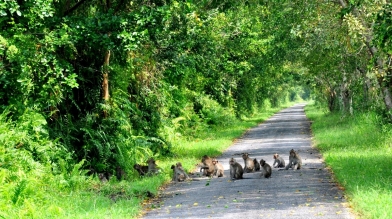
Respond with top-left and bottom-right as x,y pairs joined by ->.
305,104 -> 392,219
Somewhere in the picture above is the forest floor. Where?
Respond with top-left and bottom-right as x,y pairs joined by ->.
140,104 -> 356,219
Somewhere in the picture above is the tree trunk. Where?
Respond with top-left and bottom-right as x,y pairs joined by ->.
337,0 -> 392,111
381,86 -> 392,110
102,50 -> 110,101
102,50 -> 110,117
357,67 -> 369,109
340,71 -> 352,115
328,88 -> 337,112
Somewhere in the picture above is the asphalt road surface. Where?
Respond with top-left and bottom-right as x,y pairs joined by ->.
141,103 -> 355,219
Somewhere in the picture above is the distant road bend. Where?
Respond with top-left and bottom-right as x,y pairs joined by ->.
142,103 -> 355,219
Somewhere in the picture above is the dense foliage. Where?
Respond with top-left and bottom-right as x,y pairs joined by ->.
0,0 -> 305,176
1,0 -> 391,218
292,0 -> 392,115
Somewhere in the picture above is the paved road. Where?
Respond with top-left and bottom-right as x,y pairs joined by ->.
141,104 -> 355,219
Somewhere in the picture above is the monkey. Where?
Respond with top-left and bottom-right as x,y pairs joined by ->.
133,163 -> 148,176
273,153 -> 286,168
171,162 -> 190,182
253,158 -> 261,171
98,173 -> 108,183
285,149 -> 302,170
199,155 -> 215,177
229,158 -> 243,180
212,158 -> 224,177
116,166 -> 126,180
242,153 -> 255,173
259,159 -> 272,178
147,158 -> 160,175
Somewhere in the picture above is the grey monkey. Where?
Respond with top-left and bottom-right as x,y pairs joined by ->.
285,149 -> 302,170
171,162 -> 190,182
260,159 -> 272,178
253,158 -> 261,171
229,158 -> 244,180
273,153 -> 285,168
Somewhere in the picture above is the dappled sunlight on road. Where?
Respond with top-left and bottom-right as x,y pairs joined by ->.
142,104 -> 354,219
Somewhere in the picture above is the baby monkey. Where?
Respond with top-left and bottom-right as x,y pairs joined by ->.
273,153 -> 285,168
212,158 -> 224,177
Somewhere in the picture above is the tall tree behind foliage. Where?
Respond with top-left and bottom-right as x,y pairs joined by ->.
284,0 -> 391,115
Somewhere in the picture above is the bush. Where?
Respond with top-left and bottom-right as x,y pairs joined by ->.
194,94 -> 236,126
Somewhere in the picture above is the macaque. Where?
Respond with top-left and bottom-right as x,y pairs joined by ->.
116,166 -> 126,180
229,158 -> 244,180
147,158 -> 160,174
260,159 -> 272,178
199,155 -> 215,177
212,158 -> 224,177
242,153 -> 255,173
273,153 -> 285,168
133,164 -> 148,176
98,173 -> 109,183
171,162 -> 190,182
285,149 -> 302,170
253,158 -> 261,171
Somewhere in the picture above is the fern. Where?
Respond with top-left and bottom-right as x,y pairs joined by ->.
67,159 -> 89,190
11,179 -> 27,205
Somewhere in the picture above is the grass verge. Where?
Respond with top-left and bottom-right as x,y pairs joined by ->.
305,104 -> 392,219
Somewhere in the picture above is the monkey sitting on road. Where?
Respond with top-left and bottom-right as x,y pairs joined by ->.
253,158 -> 261,171
242,153 -> 255,173
285,149 -> 302,170
171,162 -> 190,182
229,158 -> 244,180
212,158 -> 224,177
260,159 -> 272,178
273,153 -> 285,168
199,155 -> 215,177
